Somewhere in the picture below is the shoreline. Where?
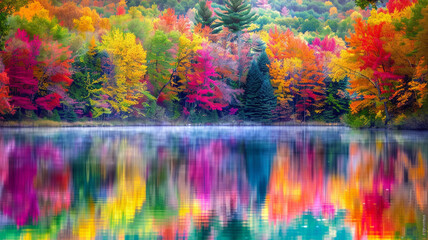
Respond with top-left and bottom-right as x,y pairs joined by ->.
0,119 -> 347,128
1,120 -> 427,131
0,121 -> 427,131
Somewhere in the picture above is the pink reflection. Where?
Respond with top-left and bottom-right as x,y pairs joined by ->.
1,145 -> 39,226
0,140 -> 70,227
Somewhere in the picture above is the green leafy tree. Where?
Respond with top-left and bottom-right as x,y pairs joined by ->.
300,17 -> 320,33
395,0 -> 428,67
126,0 -> 143,7
127,18 -> 153,42
416,5 -> 428,68
9,15 -> 70,45
0,0 -> 28,49
337,17 -> 354,39
50,109 -> 61,121
146,30 -> 175,96
354,0 -> 381,9
396,0 -> 428,38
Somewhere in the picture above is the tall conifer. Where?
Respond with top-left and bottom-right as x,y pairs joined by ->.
214,0 -> 257,33
244,52 -> 276,122
195,0 -> 220,33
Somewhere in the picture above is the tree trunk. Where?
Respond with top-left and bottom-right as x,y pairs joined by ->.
375,82 -> 390,126
383,101 -> 390,125
157,69 -> 176,99
237,31 -> 242,88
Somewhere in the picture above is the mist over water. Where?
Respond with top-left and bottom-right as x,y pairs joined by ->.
0,126 -> 427,239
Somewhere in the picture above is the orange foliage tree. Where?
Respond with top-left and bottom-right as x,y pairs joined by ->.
14,1 -> 51,21
154,8 -> 192,36
330,7 -> 427,125
267,28 -> 325,121
332,19 -> 402,124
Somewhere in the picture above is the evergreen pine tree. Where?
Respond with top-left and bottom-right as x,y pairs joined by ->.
195,0 -> 220,33
257,51 -> 270,75
63,109 -> 78,122
244,61 -> 263,104
258,51 -> 276,120
252,39 -> 266,54
244,57 -> 276,122
256,75 -> 277,122
214,0 -> 258,33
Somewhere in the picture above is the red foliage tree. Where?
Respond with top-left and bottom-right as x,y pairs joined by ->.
185,45 -> 228,112
1,29 -> 74,113
3,29 -> 41,110
386,0 -> 416,13
116,5 -> 125,15
35,93 -> 62,111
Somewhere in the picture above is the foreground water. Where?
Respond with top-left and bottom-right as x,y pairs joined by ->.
0,126 -> 427,239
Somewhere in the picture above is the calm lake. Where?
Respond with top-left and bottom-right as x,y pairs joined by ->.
0,126 -> 427,239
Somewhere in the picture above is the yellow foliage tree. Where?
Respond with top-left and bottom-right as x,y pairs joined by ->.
118,0 -> 127,7
82,7 -> 100,25
99,29 -> 148,116
74,16 -> 95,33
77,7 -> 110,31
129,7 -> 143,19
367,9 -> 392,25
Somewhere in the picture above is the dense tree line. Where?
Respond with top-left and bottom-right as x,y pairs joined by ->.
0,0 -> 427,127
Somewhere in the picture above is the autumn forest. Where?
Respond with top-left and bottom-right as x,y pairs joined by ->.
0,0 -> 428,128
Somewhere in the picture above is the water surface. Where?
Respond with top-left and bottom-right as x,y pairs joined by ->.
0,126 -> 427,239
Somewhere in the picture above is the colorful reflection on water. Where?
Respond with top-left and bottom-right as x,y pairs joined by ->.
0,126 -> 427,239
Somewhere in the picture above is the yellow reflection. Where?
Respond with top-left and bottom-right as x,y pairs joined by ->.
74,139 -> 147,239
